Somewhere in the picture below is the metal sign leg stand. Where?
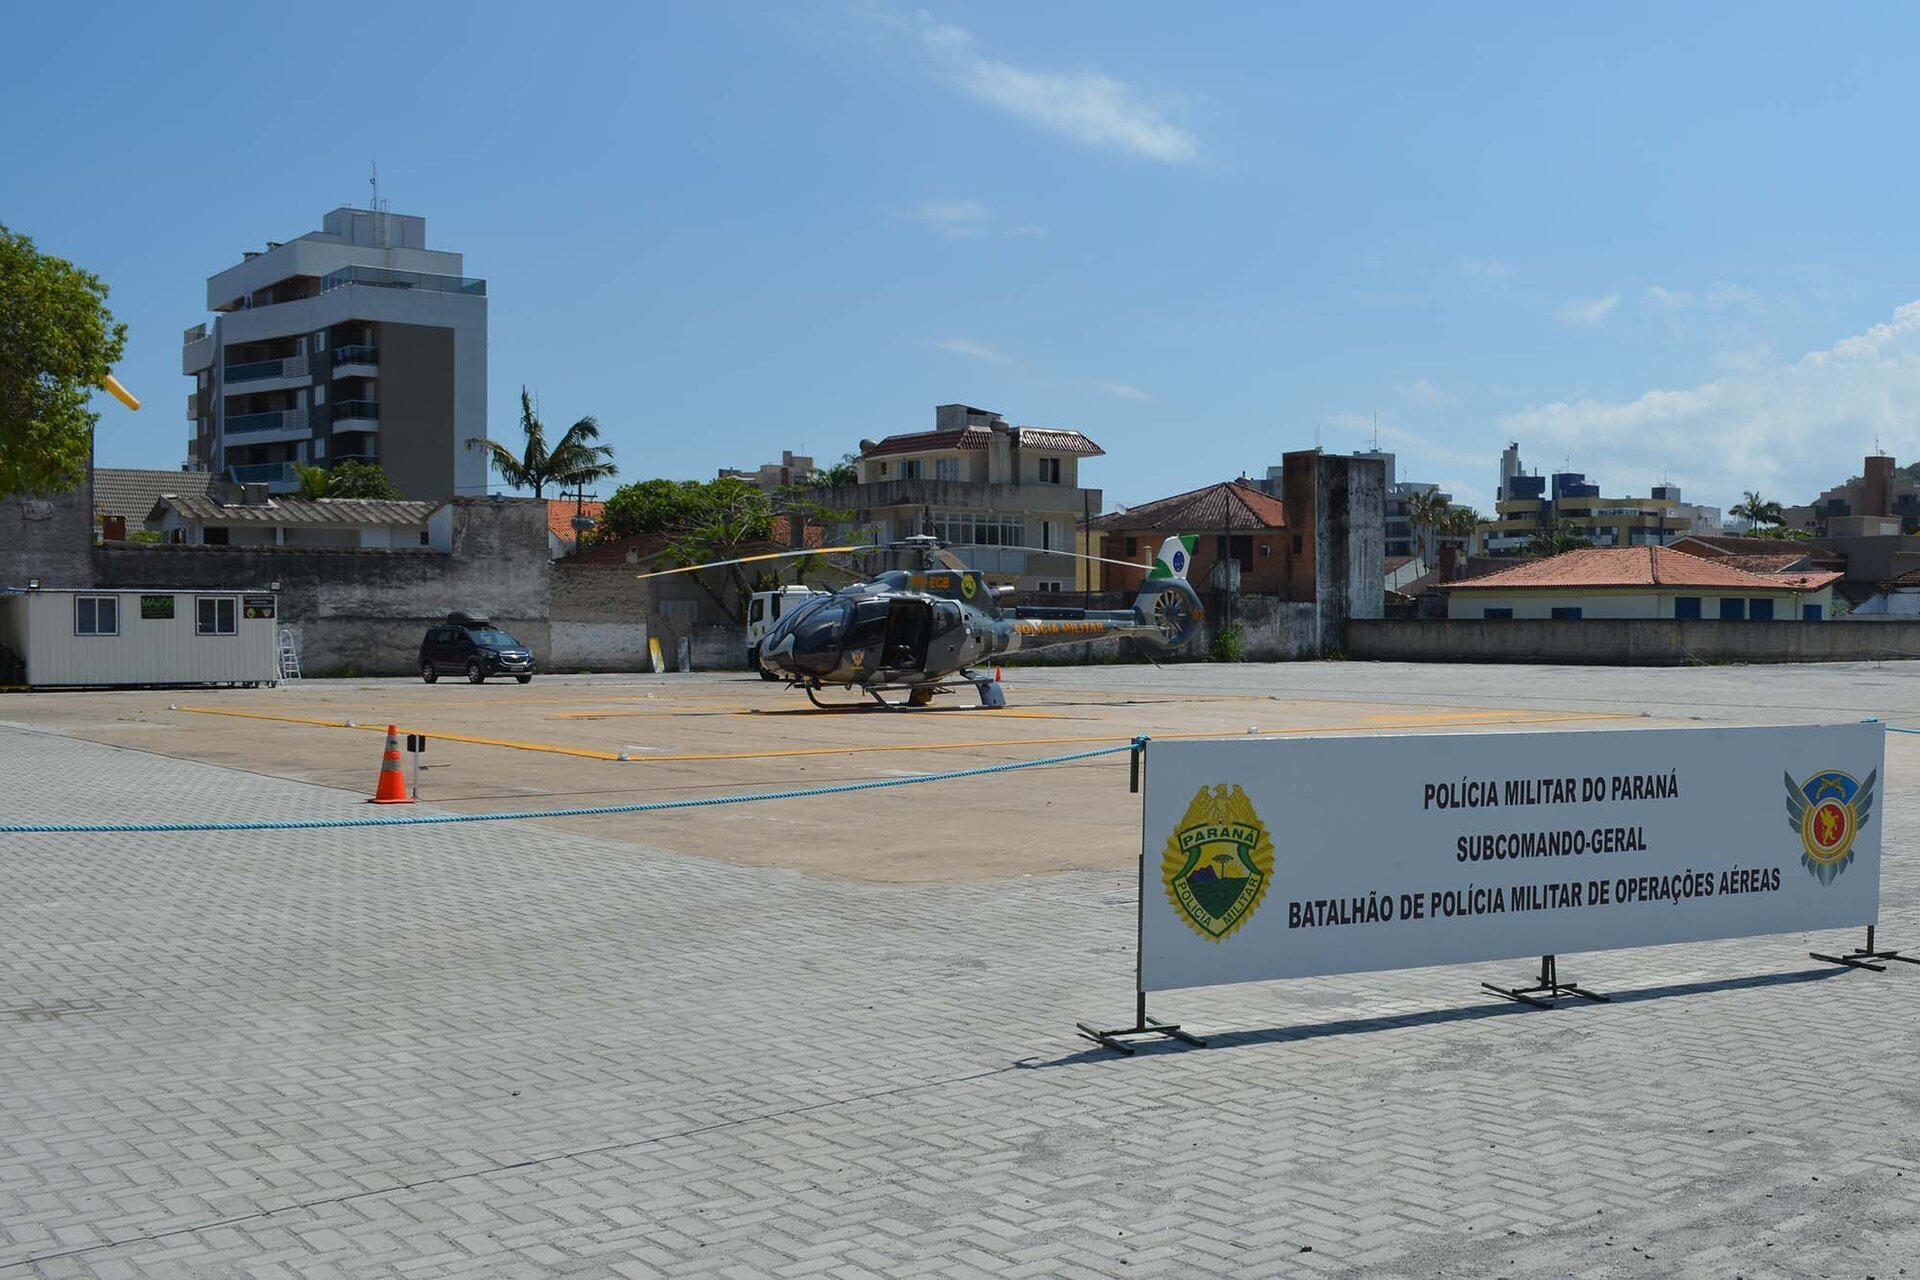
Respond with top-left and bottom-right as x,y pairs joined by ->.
1481,954 -> 1610,1009
1075,738 -> 1209,1055
1810,926 -> 1918,973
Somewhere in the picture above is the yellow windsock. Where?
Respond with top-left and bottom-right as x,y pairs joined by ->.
103,374 -> 140,411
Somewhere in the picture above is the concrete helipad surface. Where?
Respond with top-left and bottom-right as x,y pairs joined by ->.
3,661 -> 1919,1276
0,661 -> 1857,881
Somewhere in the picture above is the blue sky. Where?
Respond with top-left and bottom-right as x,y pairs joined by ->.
7,1 -> 1920,514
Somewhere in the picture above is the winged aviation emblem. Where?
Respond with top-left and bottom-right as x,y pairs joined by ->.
1785,769 -> 1875,885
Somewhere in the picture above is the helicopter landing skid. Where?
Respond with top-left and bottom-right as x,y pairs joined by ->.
962,670 -> 1007,709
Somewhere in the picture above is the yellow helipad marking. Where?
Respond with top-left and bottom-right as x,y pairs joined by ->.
176,705 -> 1636,766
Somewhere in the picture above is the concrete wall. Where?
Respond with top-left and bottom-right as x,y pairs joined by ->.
1348,617 -> 1920,665
1007,592 -> 1321,665
1,481 -> 94,589
1445,588 -> 1829,621
93,497 -> 550,677
548,560 -> 653,671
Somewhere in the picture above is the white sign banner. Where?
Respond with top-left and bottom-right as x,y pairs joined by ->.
1140,723 -> 1884,993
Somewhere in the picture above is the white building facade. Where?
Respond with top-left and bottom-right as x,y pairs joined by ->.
182,206 -> 488,501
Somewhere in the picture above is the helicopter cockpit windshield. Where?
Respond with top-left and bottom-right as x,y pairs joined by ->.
783,595 -> 944,677
785,597 -> 853,676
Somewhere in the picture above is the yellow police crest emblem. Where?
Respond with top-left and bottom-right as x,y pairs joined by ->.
1785,769 -> 1875,885
1163,784 -> 1274,942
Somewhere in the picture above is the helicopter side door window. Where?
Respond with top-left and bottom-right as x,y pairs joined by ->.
844,600 -> 890,669
882,599 -> 933,669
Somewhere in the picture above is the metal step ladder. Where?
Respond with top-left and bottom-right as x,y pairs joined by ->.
276,628 -> 302,683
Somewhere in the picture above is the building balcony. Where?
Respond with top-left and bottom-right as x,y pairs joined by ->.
226,408 -> 309,436
329,452 -> 380,467
331,344 -> 379,374
182,329 -> 214,374
321,264 -> 486,297
225,354 -> 309,385
331,400 -> 379,429
800,477 -> 1102,516
227,462 -> 300,489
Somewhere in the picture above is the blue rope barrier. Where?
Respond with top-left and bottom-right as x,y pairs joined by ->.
0,741 -> 1142,835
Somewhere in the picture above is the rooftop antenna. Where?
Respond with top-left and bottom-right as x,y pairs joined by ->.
1372,411 -> 1380,452
369,161 -> 390,246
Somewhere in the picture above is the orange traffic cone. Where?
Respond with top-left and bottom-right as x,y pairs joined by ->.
369,724 -> 415,804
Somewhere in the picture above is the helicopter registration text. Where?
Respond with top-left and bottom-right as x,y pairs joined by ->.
1013,620 -> 1108,637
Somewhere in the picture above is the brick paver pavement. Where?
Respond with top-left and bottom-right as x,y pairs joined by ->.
2,712 -> 1917,1278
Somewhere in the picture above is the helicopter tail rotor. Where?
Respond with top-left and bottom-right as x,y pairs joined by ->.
1132,577 -> 1205,648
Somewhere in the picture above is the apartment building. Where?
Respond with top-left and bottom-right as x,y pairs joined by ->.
1485,442 -> 1691,552
806,404 -> 1104,593
182,205 -> 487,500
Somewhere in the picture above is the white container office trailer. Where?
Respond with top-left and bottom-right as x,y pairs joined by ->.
0,587 -> 280,689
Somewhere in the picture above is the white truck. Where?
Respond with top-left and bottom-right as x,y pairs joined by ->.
746,585 -> 830,679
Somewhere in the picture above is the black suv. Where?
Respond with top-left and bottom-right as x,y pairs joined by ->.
419,611 -> 536,684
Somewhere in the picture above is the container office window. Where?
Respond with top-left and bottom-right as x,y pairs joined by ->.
1719,598 -> 1747,620
196,596 -> 237,636
1551,607 -> 1584,620
1483,608 -> 1513,619
75,595 -> 119,636
1803,603 -> 1824,620
1674,596 -> 1702,619
1750,598 -> 1775,620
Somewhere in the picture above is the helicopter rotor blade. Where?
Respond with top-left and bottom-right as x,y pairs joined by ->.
941,543 -> 1157,573
634,545 -> 867,581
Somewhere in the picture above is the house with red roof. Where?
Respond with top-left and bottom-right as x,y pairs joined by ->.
811,404 -> 1105,594
1443,546 -> 1840,621
546,499 -> 605,557
1087,480 -> 1291,594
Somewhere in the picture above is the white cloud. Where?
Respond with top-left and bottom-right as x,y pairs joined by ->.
1461,258 -> 1514,281
1404,379 -> 1447,405
1089,379 -> 1152,402
1646,282 -> 1762,313
895,199 -> 993,237
906,15 -> 1196,162
1703,283 -> 1762,312
1499,300 -> 1920,506
1560,293 -> 1620,326
930,337 -> 1015,366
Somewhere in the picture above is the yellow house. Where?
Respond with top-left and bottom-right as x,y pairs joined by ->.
1444,547 -> 1839,621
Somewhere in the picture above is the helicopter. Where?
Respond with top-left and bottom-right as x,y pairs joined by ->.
636,534 -> 1206,708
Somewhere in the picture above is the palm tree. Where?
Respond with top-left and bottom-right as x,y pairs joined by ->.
1729,490 -> 1784,533
1406,488 -> 1450,563
1443,505 -> 1484,552
468,387 -> 618,500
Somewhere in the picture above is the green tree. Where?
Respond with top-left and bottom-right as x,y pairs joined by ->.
802,453 -> 859,488
291,460 -> 402,500
468,387 -> 618,499
1526,523 -> 1591,557
600,476 -> 783,621
1405,488 -> 1450,562
0,226 -> 128,497
1442,505 -> 1484,549
1729,490 -> 1784,532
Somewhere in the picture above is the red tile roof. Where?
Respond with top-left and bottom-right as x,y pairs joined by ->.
1714,552 -> 1810,576
547,499 -> 605,542
1088,480 -> 1286,533
1445,546 -> 1840,593
860,426 -> 1104,459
